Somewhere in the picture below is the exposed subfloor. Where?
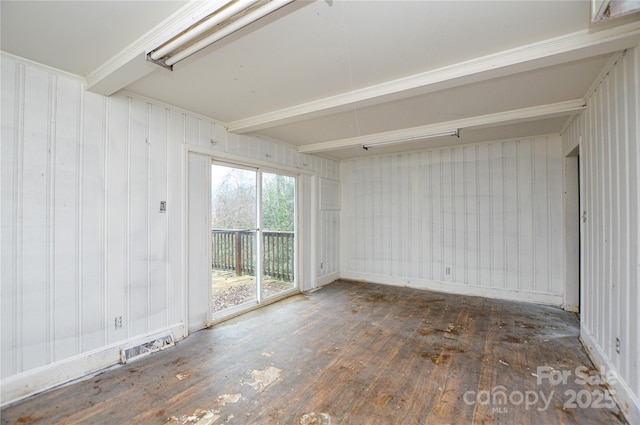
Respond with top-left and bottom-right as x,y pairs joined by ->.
1,280 -> 627,424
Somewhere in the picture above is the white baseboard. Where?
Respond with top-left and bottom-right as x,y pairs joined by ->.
580,323 -> 640,425
339,271 -> 564,306
0,323 -> 185,407
316,272 -> 340,288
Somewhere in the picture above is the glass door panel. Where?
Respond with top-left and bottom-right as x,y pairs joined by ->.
211,164 -> 257,315
261,172 -> 296,298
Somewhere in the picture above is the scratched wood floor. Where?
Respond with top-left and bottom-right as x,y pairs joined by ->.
1,280 -> 627,425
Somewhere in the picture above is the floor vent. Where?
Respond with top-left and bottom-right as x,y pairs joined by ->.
120,334 -> 175,364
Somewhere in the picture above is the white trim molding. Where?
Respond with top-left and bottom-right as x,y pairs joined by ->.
581,323 -> 640,425
340,272 -> 564,307
0,323 -> 185,407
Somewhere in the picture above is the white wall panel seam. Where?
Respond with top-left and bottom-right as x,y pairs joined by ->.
546,138 -> 551,294
77,77 -> 84,355
475,146 -> 480,287
502,143 -> 507,289
46,73 -> 56,365
146,102 -> 152,334
126,96 -> 132,340
516,140 -> 521,292
14,62 -> 25,374
463,148 -> 468,284
102,95 -> 109,348
488,143 -> 493,288
164,108 -> 170,328
530,140 -> 536,292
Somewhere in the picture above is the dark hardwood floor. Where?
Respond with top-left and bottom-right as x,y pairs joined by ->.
1,280 -> 627,424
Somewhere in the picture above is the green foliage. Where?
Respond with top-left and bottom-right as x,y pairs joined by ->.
262,173 -> 295,231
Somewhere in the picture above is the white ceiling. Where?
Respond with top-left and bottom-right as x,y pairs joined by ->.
0,1 -> 188,77
2,1 -> 639,160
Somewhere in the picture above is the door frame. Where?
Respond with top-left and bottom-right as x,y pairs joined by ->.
209,160 -> 300,321
185,145 -> 314,334
564,145 -> 581,313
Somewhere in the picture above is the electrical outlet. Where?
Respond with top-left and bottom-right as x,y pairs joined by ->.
445,267 -> 451,275
320,262 -> 324,270
616,337 -> 620,354
159,201 -> 166,213
115,316 -> 123,329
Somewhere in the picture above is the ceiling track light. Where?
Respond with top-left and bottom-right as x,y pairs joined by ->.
147,0 -> 294,70
362,129 -> 460,150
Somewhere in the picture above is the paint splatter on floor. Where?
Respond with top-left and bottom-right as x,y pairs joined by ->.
299,412 -> 331,425
175,372 -> 191,380
164,408 -> 220,425
247,366 -> 281,391
217,393 -> 241,404
164,394 -> 241,424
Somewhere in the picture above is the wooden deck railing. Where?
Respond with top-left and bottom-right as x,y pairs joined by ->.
211,229 -> 294,281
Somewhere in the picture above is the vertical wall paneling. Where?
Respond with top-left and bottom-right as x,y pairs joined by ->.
563,45 -> 640,424
318,178 -> 340,279
22,66 -> 50,371
453,147 -> 465,283
432,151 -> 442,281
53,74 -> 80,362
149,104 -> 169,331
548,140 -> 564,295
81,92 -> 106,352
422,151 -> 432,280
128,98 -> 150,337
1,58 -> 19,378
442,149 -> 453,283
340,136 -> 565,303
464,146 -> 478,286
0,53 -> 341,405
410,152 -> 422,279
167,110 -> 185,327
503,141 -> 518,290
533,140 -> 549,294
477,144 -> 491,287
187,152 -> 210,332
490,143 -> 505,289
517,140 -> 533,292
300,174 -> 315,290
106,95 -> 128,344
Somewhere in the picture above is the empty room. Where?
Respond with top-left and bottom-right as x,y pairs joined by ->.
1,1 -> 639,424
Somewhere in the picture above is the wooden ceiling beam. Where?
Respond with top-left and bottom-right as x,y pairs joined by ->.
228,21 -> 640,135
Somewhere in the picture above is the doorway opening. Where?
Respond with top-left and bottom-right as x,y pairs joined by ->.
564,147 -> 580,314
210,162 -> 297,320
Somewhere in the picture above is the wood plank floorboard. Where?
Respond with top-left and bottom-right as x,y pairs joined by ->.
1,280 -> 627,425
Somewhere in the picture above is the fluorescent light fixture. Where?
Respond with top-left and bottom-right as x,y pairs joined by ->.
148,0 -> 294,69
362,129 -> 460,150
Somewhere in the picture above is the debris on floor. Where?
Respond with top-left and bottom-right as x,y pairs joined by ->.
217,393 -> 241,405
247,366 -> 282,391
164,408 -> 220,425
299,412 -> 332,425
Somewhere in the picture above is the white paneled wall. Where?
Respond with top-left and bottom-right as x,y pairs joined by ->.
563,46 -> 640,424
0,53 -> 340,405
340,136 -> 565,304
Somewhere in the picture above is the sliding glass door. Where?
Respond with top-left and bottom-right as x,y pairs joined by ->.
261,172 -> 296,298
210,162 -> 296,319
